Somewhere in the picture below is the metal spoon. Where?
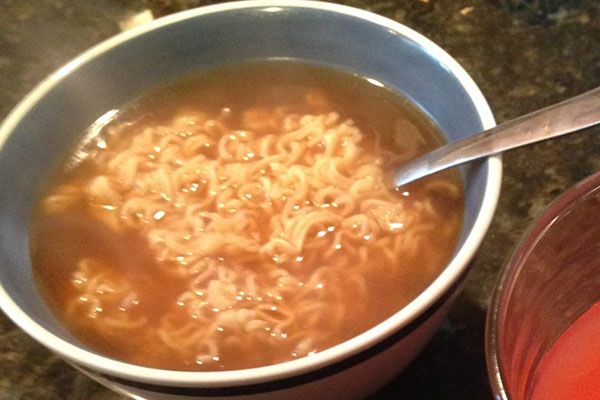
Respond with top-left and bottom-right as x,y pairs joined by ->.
392,87 -> 600,187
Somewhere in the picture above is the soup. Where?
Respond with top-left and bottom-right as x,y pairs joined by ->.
30,61 -> 463,371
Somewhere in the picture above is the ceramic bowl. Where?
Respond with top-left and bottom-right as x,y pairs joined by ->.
486,171 -> 600,400
0,1 -> 501,399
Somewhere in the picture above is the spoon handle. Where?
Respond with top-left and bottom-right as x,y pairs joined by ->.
392,86 -> 600,187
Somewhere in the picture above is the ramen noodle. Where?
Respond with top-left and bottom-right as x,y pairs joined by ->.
30,62 -> 464,371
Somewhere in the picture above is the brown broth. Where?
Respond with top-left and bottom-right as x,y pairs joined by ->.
30,61 -> 464,371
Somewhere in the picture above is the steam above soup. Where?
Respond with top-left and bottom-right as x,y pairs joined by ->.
30,61 -> 463,371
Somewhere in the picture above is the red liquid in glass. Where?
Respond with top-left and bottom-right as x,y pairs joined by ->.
530,301 -> 600,400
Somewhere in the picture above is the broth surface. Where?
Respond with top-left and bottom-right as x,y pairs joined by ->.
30,61 -> 463,371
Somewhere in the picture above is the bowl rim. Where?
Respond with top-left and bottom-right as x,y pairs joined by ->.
485,170 -> 600,400
0,0 -> 501,387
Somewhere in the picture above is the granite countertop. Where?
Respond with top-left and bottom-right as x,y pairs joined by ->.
0,1 -> 599,399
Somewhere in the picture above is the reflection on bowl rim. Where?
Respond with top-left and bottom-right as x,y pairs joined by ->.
485,171 -> 600,400
0,0 -> 501,387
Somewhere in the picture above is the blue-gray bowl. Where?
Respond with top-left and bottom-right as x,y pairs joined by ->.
0,1 -> 501,399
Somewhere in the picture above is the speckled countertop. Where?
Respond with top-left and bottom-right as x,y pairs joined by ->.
0,1 -> 599,399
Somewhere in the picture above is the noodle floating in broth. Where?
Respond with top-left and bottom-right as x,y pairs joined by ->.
30,62 -> 464,371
